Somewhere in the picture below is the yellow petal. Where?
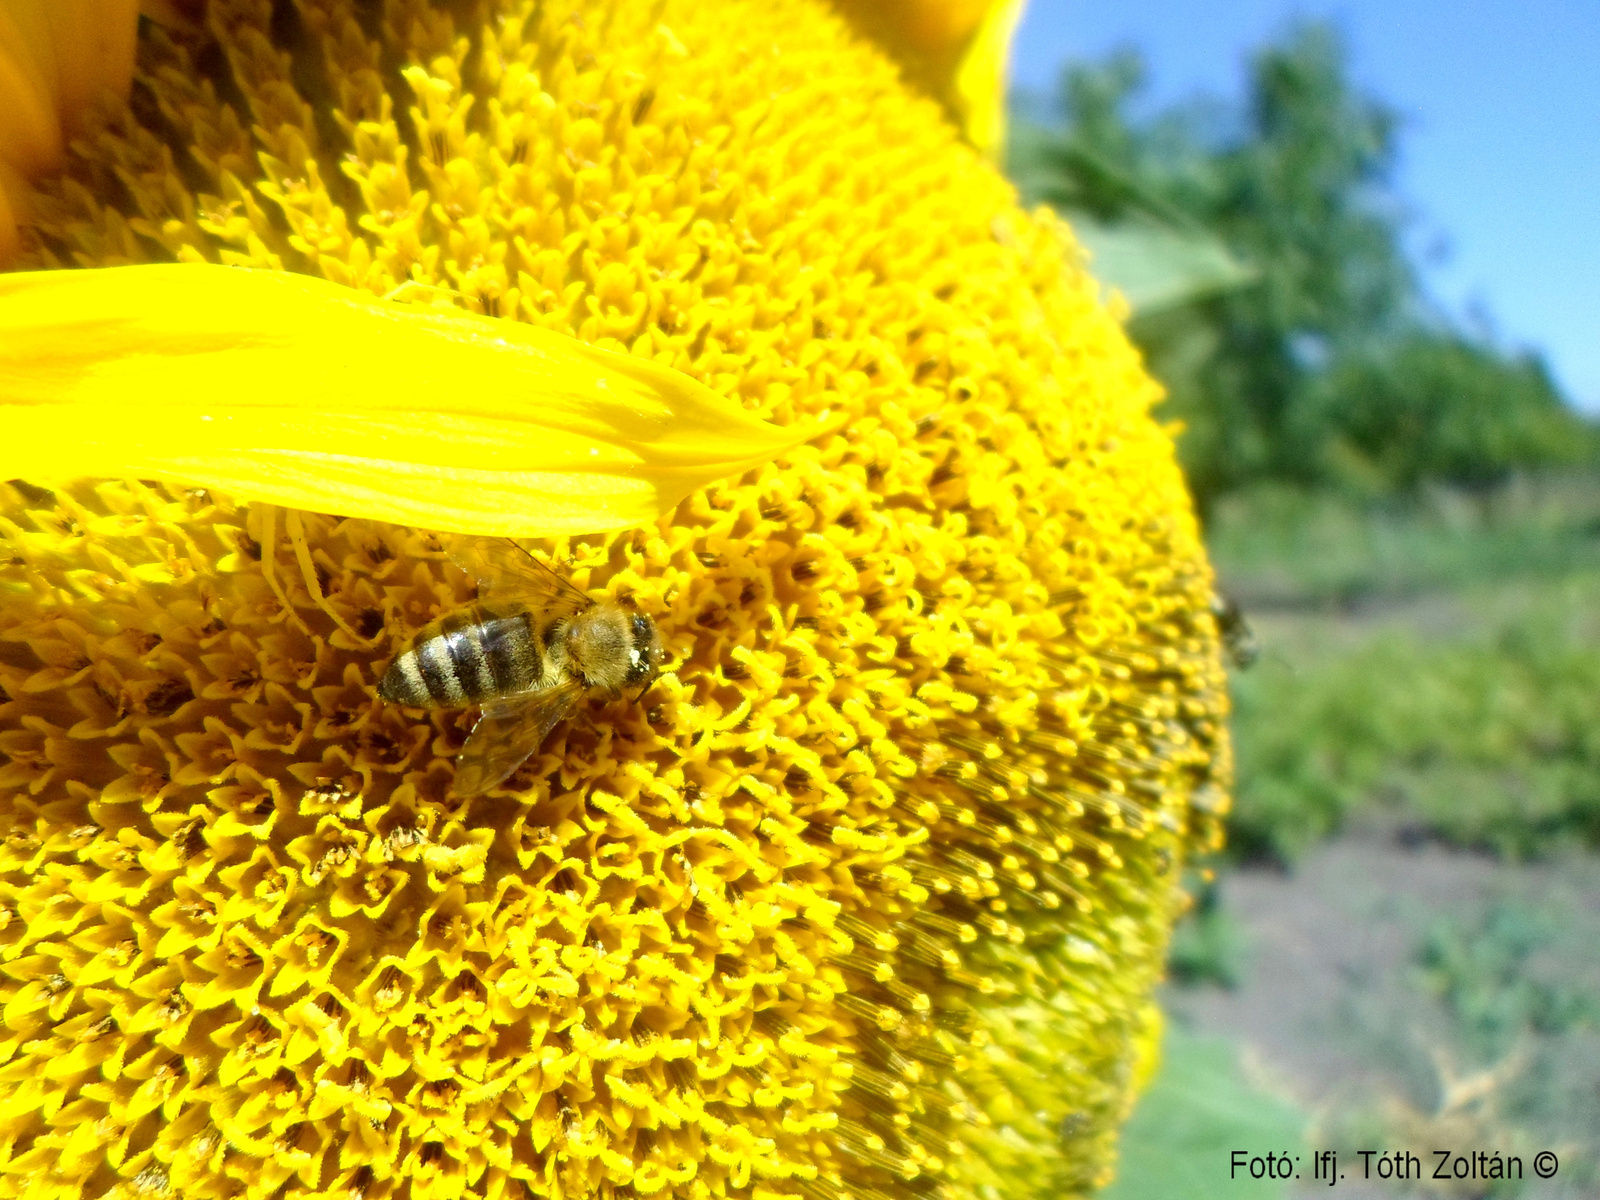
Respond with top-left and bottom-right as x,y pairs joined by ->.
951,0 -> 1026,157
0,264 -> 841,536
832,0 -> 1025,156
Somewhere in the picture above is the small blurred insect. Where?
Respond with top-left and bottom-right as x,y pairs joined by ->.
1210,592 -> 1259,670
378,540 -> 666,795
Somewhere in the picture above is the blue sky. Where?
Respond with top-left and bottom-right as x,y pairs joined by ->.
1009,0 -> 1600,411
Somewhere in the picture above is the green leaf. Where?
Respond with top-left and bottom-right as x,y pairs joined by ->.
1065,210 -> 1255,317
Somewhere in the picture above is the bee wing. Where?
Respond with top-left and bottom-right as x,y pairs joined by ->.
448,537 -> 593,615
451,681 -> 584,797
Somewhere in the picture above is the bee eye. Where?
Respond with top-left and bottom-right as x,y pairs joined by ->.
631,614 -> 652,645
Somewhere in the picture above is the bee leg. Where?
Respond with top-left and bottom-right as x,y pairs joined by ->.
632,669 -> 663,704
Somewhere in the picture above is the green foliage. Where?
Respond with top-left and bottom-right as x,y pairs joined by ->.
1212,485 -> 1600,863
1166,877 -> 1244,989
1301,333 -> 1592,495
1206,481 -> 1600,605
1010,23 -> 1596,509
1230,589 -> 1600,861
1419,902 -> 1600,1057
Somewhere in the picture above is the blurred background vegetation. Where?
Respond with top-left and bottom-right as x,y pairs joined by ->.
1009,20 -> 1600,1198
1011,21 -> 1598,515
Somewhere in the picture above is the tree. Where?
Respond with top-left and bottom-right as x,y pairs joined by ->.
1010,22 -> 1592,510
1304,333 -> 1591,496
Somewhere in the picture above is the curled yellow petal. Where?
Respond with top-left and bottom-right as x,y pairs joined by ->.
0,264 -> 840,536
0,1 -> 139,264
952,0 -> 1026,156
832,0 -> 1025,156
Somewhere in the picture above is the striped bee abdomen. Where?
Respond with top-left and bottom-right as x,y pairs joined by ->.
379,603 -> 548,707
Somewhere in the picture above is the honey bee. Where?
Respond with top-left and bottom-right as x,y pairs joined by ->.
1210,591 -> 1259,670
378,540 -> 666,795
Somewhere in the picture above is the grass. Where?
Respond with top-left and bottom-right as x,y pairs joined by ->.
1419,899 -> 1600,1054
1209,478 -> 1600,863
1310,890 -> 1600,1198
1207,476 -> 1600,609
1100,1027 -> 1308,1200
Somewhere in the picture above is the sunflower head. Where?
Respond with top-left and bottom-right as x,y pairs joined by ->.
0,3 -> 1230,1199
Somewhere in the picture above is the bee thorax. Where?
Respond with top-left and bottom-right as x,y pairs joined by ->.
564,606 -> 663,694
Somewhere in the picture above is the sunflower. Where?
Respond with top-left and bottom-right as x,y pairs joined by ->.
0,2 -> 1229,1198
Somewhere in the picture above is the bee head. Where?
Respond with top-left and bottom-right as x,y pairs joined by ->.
625,612 -> 667,686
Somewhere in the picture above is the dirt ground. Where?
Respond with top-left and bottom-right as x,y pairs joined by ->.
1164,817 -> 1600,1198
